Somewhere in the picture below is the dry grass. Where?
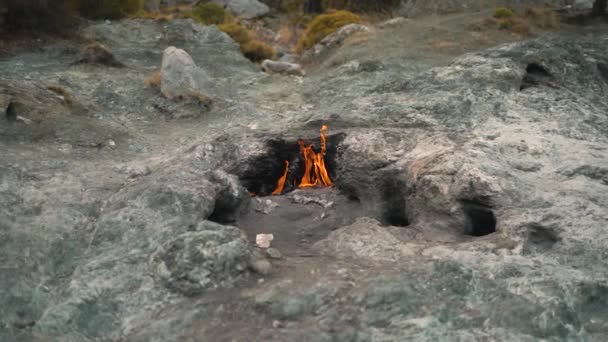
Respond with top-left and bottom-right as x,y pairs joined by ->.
524,6 -> 560,29
473,6 -> 561,39
217,22 -> 276,62
47,85 -> 75,106
218,22 -> 253,45
144,70 -> 161,89
242,40 -> 276,62
184,2 -> 232,25
296,10 -> 361,52
186,89 -> 213,106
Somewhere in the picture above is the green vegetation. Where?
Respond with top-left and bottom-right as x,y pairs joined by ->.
218,22 -> 252,45
493,7 -> 515,19
185,2 -> 231,25
296,10 -> 361,52
218,22 -> 275,62
70,0 -> 144,19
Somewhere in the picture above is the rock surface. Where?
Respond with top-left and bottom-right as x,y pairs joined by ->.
212,0 -> 270,19
1,11 -> 608,342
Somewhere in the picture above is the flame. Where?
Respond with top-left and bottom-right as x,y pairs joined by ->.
271,161 -> 289,195
271,125 -> 333,195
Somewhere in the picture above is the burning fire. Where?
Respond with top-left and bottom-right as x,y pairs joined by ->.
272,125 -> 333,195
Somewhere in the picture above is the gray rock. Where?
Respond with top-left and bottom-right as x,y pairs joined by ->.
150,221 -> 252,296
144,0 -> 161,11
212,0 -> 270,19
249,256 -> 272,275
160,46 -> 212,101
266,248 -> 282,259
261,59 -> 305,76
313,217 -> 417,262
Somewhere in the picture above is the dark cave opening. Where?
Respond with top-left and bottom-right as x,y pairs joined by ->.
5,101 -> 17,122
520,63 -> 553,91
379,174 -> 409,227
461,199 -> 497,236
598,63 -> 608,83
236,133 -> 345,197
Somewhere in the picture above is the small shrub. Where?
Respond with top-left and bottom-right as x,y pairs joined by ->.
217,21 -> 275,62
296,10 -> 361,52
524,6 -> 560,29
242,40 -> 276,62
187,2 -> 230,25
218,22 -> 252,45
494,7 -> 515,19
498,16 -> 516,29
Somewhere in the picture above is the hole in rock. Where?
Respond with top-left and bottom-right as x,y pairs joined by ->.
523,224 -> 560,254
5,101 -> 17,122
598,63 -> 608,83
520,63 -> 553,91
380,174 -> 409,227
461,199 -> 496,236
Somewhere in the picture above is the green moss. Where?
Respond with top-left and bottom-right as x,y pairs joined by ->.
494,7 -> 515,19
296,10 -> 361,52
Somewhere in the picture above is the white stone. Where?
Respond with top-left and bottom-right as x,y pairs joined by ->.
256,234 -> 274,249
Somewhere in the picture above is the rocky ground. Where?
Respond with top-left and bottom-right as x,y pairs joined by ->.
1,6 -> 608,342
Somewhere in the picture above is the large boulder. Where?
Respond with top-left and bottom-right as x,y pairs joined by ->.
160,46 -> 212,101
212,0 -> 270,19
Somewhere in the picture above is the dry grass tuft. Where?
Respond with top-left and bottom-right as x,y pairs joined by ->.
218,22 -> 253,45
242,40 -> 276,62
47,85 -> 75,106
217,22 -> 276,63
296,10 -> 361,52
144,70 -> 161,89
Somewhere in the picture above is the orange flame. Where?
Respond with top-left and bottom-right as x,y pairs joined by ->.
271,125 -> 332,195
271,160 -> 289,195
